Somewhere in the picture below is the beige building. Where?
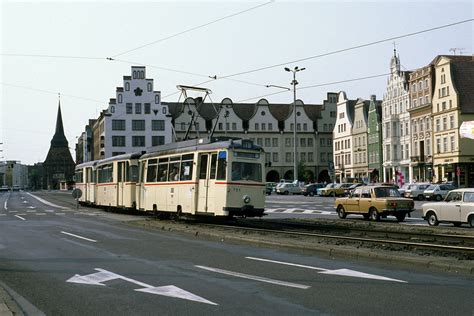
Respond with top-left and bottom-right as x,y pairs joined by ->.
351,98 -> 371,182
408,62 -> 435,182
431,55 -> 474,186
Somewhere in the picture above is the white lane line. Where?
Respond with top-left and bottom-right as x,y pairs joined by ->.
15,215 -> 26,221
246,257 -> 406,283
60,231 -> 97,243
195,265 -> 310,289
36,213 -> 46,216
26,210 -> 36,213
0,214 -> 6,216
56,213 -> 66,215
3,199 -> 7,210
8,211 -> 17,213
246,257 -> 326,271
26,192 -> 68,209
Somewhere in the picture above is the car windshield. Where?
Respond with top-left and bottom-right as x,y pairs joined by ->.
374,187 -> 401,198
426,185 -> 437,190
325,184 -> 334,188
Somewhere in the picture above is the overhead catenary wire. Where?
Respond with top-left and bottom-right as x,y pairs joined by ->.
0,53 -> 105,60
110,0 -> 275,58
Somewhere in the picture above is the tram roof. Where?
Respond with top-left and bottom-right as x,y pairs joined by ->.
75,160 -> 97,169
141,137 -> 262,159
96,151 -> 144,165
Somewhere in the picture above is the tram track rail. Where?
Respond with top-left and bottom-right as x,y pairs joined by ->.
185,219 -> 474,258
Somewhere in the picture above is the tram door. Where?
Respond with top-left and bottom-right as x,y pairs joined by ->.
117,161 -> 125,207
197,154 -> 210,213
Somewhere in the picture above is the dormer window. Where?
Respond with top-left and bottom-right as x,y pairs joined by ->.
147,82 -> 152,92
110,106 -> 115,113
118,94 -> 122,103
155,94 -> 160,104
125,82 -> 130,91
133,71 -> 137,79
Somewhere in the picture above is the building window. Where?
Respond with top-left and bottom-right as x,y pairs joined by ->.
110,106 -> 115,113
152,136 -> 165,146
118,94 -> 122,103
261,123 -> 266,131
232,123 -> 236,130
256,138 -> 262,146
303,123 -> 307,131
133,71 -> 137,79
331,111 -> 336,117
308,152 -> 314,162
285,138 -> 291,147
272,152 -> 279,162
301,152 -> 306,162
290,123 -> 294,131
265,138 -> 271,147
135,103 -> 141,114
272,138 -> 278,147
450,115 -> 454,129
426,139 -> 431,155
132,120 -> 145,131
443,117 -> 447,130
112,119 -> 126,131
285,153 -> 292,162
144,103 -> 151,114
436,138 -> 441,153
436,119 -> 440,132
152,120 -> 165,131
181,122 -> 186,130
324,124 -> 328,132
112,136 -> 126,147
125,82 -> 130,91
320,138 -> 325,146
132,136 -> 145,147
147,82 -> 152,92
218,123 -> 223,130
320,152 -> 326,162
450,136 -> 455,152
308,138 -> 313,147
155,94 -> 160,104
443,137 -> 447,152
442,101 -> 446,111
126,103 -> 132,114
268,123 -> 273,131
255,123 -> 259,131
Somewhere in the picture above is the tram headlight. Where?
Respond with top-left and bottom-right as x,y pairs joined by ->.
243,195 -> 251,204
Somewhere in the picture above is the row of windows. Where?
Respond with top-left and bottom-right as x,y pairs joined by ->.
180,121 -> 322,132
435,135 -> 457,154
337,123 -> 347,133
434,115 -> 456,132
112,135 -> 165,147
123,83 -> 157,98
112,119 -> 165,131
335,154 -> 351,167
411,79 -> 430,93
384,100 -> 409,117
335,139 -> 350,151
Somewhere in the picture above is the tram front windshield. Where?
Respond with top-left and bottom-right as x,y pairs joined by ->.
231,162 -> 262,182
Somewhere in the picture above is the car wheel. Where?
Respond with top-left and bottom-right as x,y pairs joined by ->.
417,194 -> 424,201
427,212 -> 439,226
284,191 -> 289,195
337,205 -> 347,219
363,214 -> 370,220
395,213 -> 406,222
435,195 -> 442,201
453,222 -> 462,227
330,192 -> 335,197
469,215 -> 474,228
369,208 -> 380,221
309,192 -> 314,197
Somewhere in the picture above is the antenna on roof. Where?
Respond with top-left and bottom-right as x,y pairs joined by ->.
449,48 -> 465,55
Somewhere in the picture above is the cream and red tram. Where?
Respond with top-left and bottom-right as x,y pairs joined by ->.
93,152 -> 141,209
75,160 -> 97,205
138,138 -> 265,217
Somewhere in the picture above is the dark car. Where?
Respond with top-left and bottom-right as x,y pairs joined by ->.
344,183 -> 364,196
265,182 -> 276,195
302,183 -> 325,196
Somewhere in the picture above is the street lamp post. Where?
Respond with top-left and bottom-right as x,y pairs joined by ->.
284,66 -> 305,182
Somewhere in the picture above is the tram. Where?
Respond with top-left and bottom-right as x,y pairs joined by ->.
74,137 -> 266,218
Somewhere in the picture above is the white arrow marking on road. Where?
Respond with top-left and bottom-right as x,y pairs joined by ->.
15,215 -> 26,221
195,265 -> 310,289
26,192 -> 68,209
27,206 -> 36,209
23,201 -> 28,204
67,268 -> 217,305
246,257 -> 407,283
136,286 -> 217,305
318,269 -> 406,283
3,200 -> 7,210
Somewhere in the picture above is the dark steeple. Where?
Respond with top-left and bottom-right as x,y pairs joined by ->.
50,101 -> 69,148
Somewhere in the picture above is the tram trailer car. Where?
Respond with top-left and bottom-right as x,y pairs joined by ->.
138,138 -> 266,218
95,152 -> 141,209
74,161 -> 97,205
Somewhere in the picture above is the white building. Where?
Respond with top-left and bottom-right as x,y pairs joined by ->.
333,91 -> 356,182
382,50 -> 411,184
88,66 -> 172,160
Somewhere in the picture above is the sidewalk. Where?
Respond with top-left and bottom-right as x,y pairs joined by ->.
0,286 -> 17,316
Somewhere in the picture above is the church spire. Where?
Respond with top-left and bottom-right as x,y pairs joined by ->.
50,98 -> 69,148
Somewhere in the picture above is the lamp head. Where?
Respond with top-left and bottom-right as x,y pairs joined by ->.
284,67 -> 290,72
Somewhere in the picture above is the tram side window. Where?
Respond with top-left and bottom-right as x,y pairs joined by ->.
169,156 -> 181,181
75,170 -> 83,183
146,159 -> 158,182
157,158 -> 169,182
199,155 -> 208,179
118,162 -> 123,182
209,154 -> 217,179
180,154 -> 194,181
91,170 -> 96,183
98,164 -> 113,183
128,163 -> 139,182
216,151 -> 227,180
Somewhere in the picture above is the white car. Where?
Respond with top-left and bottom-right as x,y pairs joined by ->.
422,189 -> 474,227
276,183 -> 303,195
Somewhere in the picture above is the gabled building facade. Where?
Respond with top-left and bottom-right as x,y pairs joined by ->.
382,50 -> 411,185
351,98 -> 370,182
367,95 -> 383,182
431,55 -> 474,186
333,91 -> 356,182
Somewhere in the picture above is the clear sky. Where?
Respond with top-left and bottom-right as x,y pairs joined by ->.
1,0 -> 472,165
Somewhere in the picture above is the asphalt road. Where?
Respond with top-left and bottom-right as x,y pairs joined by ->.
0,191 -> 473,315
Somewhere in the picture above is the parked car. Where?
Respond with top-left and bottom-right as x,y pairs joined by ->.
320,183 -> 352,197
302,183 -> 325,196
0,185 -> 9,192
265,182 -> 276,195
423,184 -> 455,201
398,183 -> 410,196
343,183 -> 364,196
317,183 -> 334,196
276,183 -> 303,195
422,189 -> 474,227
403,183 -> 431,200
12,185 -> 20,191
335,185 -> 415,222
